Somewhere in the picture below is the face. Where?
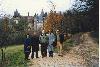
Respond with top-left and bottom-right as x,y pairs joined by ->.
27,35 -> 29,38
42,30 -> 45,34
49,30 -> 51,33
34,32 -> 36,35
56,30 -> 59,34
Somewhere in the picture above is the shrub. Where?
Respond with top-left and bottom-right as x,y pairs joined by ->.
63,39 -> 75,52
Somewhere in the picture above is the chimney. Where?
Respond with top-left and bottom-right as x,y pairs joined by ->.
28,12 -> 29,16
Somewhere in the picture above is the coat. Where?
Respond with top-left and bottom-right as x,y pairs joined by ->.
48,33 -> 55,52
59,33 -> 64,44
31,35 -> 39,51
39,34 -> 48,44
24,38 -> 31,53
55,33 -> 64,44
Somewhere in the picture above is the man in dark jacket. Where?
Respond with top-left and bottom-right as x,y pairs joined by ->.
31,32 -> 39,59
24,34 -> 31,60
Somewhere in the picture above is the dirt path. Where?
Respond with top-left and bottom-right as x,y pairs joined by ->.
28,51 -> 86,67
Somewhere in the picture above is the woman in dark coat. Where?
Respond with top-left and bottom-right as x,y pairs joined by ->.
24,34 -> 31,60
31,32 -> 39,59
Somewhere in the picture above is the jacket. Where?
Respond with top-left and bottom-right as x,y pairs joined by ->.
39,34 -> 49,44
55,33 -> 64,44
24,38 -> 31,53
31,35 -> 39,45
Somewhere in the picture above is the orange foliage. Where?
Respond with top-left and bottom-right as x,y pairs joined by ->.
3,17 -> 9,32
44,11 -> 63,32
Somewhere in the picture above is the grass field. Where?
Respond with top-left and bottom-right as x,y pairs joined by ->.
0,45 -> 30,67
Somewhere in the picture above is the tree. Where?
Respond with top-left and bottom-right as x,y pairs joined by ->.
0,17 -> 9,65
63,0 -> 99,34
44,11 -> 63,33
14,17 -> 28,31
72,0 -> 99,31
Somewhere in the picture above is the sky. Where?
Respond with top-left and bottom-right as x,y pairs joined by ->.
0,0 -> 75,16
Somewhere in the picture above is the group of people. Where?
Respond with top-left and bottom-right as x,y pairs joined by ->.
24,30 -> 65,60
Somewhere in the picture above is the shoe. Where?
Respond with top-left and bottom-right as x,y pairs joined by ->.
51,55 -> 53,57
58,55 -> 60,56
36,57 -> 39,58
49,55 -> 51,57
51,56 -> 53,57
60,55 -> 63,57
51,54 -> 53,57
51,51 -> 53,57
58,55 -> 63,57
27,59 -> 30,60
31,57 -> 34,59
25,58 -> 30,60
42,56 -> 44,58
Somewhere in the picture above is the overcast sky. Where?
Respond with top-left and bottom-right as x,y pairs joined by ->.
0,0 -> 74,16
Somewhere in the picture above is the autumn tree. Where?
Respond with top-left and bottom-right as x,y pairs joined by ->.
44,11 -> 63,33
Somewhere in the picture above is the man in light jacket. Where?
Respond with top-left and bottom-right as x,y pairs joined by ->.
48,30 -> 55,57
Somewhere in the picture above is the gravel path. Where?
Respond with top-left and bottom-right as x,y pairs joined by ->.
28,51 -> 86,67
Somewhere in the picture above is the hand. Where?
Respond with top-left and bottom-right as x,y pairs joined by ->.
27,46 -> 30,48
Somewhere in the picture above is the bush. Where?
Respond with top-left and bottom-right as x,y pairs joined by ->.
8,32 -> 26,45
7,50 -> 29,67
63,39 -> 75,52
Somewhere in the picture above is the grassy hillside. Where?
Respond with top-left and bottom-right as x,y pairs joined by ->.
0,45 -> 30,67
